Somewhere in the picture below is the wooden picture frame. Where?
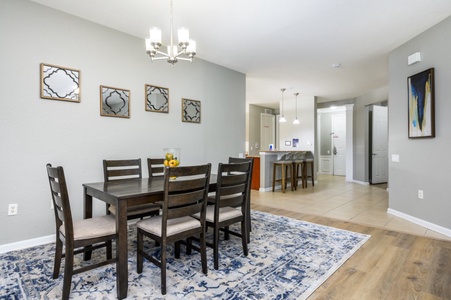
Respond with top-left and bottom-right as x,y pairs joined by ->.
181,98 -> 201,123
100,85 -> 130,118
408,68 -> 435,138
145,84 -> 169,113
40,63 -> 80,102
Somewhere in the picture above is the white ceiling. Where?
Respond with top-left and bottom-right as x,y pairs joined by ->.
31,0 -> 451,108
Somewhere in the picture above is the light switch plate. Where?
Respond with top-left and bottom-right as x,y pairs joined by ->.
391,154 -> 400,162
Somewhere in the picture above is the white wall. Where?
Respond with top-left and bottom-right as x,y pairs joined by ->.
389,16 -> 451,230
278,95 -> 316,152
0,0 -> 246,245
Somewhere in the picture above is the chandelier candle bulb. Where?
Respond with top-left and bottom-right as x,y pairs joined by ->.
178,27 -> 189,46
186,40 -> 196,56
149,27 -> 162,46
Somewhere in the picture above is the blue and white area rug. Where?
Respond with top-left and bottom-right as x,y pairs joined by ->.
0,211 -> 370,299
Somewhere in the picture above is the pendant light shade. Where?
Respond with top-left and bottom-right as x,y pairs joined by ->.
279,88 -> 287,123
293,92 -> 300,124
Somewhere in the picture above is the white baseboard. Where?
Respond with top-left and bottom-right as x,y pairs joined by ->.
387,208 -> 451,238
350,179 -> 369,186
0,234 -> 55,254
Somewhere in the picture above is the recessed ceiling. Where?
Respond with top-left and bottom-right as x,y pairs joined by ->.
31,0 -> 451,109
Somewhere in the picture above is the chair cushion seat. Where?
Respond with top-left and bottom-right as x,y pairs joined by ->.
108,203 -> 160,216
60,215 -> 116,241
137,216 -> 201,237
194,206 -> 242,223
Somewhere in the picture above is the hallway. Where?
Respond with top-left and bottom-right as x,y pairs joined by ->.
251,174 -> 451,241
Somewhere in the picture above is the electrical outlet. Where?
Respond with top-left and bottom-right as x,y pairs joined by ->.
8,204 -> 18,215
418,190 -> 424,199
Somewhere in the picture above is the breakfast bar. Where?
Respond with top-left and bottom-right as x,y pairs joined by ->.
258,151 -> 314,192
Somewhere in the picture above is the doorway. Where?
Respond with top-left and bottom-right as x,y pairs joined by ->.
317,105 -> 353,181
369,105 -> 388,184
260,113 -> 275,151
331,113 -> 346,176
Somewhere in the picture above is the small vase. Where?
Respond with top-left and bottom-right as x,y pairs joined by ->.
163,148 -> 181,179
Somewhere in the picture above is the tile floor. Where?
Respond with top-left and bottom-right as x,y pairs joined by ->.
251,174 -> 451,241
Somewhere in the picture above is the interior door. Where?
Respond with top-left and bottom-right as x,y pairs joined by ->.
371,106 -> 388,184
260,113 -> 275,151
332,113 -> 346,176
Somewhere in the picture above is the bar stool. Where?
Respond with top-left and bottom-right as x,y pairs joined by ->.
292,152 -> 306,190
272,154 -> 294,193
302,155 -> 315,188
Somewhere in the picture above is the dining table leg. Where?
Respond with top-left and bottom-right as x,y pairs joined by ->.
83,187 -> 93,261
116,200 -> 128,299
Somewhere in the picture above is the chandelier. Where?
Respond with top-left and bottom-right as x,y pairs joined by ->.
145,0 -> 196,64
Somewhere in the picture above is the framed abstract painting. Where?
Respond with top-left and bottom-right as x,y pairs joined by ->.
408,68 -> 435,138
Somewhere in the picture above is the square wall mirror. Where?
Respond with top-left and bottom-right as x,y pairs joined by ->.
182,98 -> 201,123
100,85 -> 130,118
145,84 -> 169,113
40,63 -> 80,102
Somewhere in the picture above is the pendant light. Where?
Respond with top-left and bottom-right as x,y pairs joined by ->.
293,92 -> 300,124
279,88 -> 287,123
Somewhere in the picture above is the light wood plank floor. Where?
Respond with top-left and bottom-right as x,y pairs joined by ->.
250,175 -> 451,299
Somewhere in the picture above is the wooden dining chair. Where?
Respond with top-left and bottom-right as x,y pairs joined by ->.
194,161 -> 251,270
136,163 -> 211,295
103,159 -> 160,219
46,164 -> 117,300
228,157 -> 254,241
147,158 -> 165,177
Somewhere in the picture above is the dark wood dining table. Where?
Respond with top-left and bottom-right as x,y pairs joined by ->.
82,175 -> 217,299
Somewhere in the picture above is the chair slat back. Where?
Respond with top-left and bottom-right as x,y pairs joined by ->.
229,156 -> 253,189
162,164 -> 211,222
46,164 -> 73,238
147,158 -> 165,177
228,157 -> 254,174
103,159 -> 142,182
216,162 -> 251,210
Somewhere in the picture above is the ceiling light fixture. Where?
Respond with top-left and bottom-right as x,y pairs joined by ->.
279,88 -> 287,123
145,0 -> 196,65
293,92 -> 300,124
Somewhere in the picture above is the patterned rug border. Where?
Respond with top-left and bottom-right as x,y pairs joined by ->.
0,210 -> 371,300
251,211 -> 371,299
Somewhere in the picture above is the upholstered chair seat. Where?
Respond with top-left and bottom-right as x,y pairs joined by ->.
137,216 -> 201,237
59,215 -> 116,241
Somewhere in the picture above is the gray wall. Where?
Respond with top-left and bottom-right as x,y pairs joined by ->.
389,16 -> 451,229
0,0 -> 246,245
